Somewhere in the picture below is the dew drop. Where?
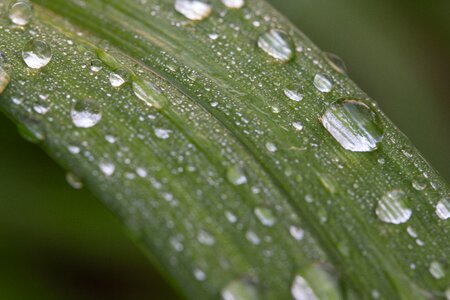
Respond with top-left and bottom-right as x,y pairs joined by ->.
429,261 -> 445,279
193,268 -> 206,281
321,99 -> 384,152
99,161 -> 115,177
71,99 -> 102,128
225,211 -> 238,223
265,142 -> 277,153
245,231 -> 260,245
254,207 -> 276,227
0,66 -> 11,95
292,122 -> 304,131
154,128 -> 171,140
221,0 -> 244,9
90,59 -> 103,72
284,86 -> 303,102
376,190 -> 411,224
257,29 -> 295,62
66,172 -> 83,189
291,275 -> 319,300
174,0 -> 212,21
227,165 -> 247,186
132,79 -> 163,109
313,74 -> 333,93
412,177 -> 427,191
436,197 -> 450,220
22,39 -> 52,69
289,226 -> 304,241
109,72 -> 125,87
197,230 -> 215,246
324,52 -> 347,73
221,279 -> 259,300
8,1 -> 33,26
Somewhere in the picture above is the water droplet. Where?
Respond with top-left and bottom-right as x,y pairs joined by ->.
313,74 -> 333,93
227,165 -> 247,186
292,122 -> 304,131
8,1 -> 33,26
376,190 -> 411,224
412,177 -> 427,191
136,167 -> 148,178
99,161 -> 115,177
254,207 -> 276,227
289,226 -> 304,240
265,142 -> 277,152
71,99 -> 102,128
0,66 -> 11,95
68,145 -> 80,154
221,0 -> 244,9
221,279 -> 259,300
257,29 -> 295,62
175,0 -> 212,21
245,231 -> 260,245
109,72 -> 125,87
291,275 -> 319,300
90,59 -> 103,72
429,261 -> 445,279
132,79 -> 164,109
406,226 -> 418,238
436,197 -> 450,220
197,230 -> 215,245
225,211 -> 238,223
321,99 -> 384,152
66,172 -> 83,189
193,268 -> 206,281
324,52 -> 347,73
154,128 -> 171,140
284,86 -> 303,102
22,39 -> 52,69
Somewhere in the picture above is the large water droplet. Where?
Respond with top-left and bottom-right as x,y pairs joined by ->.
254,207 -> 276,227
324,52 -> 347,73
22,39 -> 52,69
429,261 -> 445,279
71,99 -> 102,128
321,99 -> 384,152
376,190 -> 411,224
109,71 -> 126,87
221,279 -> 259,300
221,0 -> 244,9
132,79 -> 164,109
8,1 -> 33,26
175,0 -> 212,21
291,275 -> 319,300
284,86 -> 303,102
436,198 -> 450,220
227,165 -> 247,186
0,66 -> 11,95
257,29 -> 295,62
313,74 -> 333,93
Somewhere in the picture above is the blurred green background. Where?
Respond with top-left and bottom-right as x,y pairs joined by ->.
0,0 -> 449,299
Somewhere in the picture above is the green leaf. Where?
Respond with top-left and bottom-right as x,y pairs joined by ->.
0,0 -> 449,299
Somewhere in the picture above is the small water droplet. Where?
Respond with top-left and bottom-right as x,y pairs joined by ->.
429,261 -> 445,279
245,231 -> 260,245
221,279 -> 259,300
412,177 -> 427,191
227,165 -> 247,186
289,226 -> 304,240
132,79 -> 164,109
436,197 -> 450,220
193,268 -> 206,281
324,52 -> 347,73
225,211 -> 238,223
313,74 -> 333,93
99,161 -> 115,176
257,29 -> 295,62
284,86 -> 303,102
406,226 -> 418,238
71,99 -> 102,128
68,145 -> 80,154
154,128 -> 171,140
292,122 -> 304,131
376,190 -> 411,224
254,207 -> 276,227
136,167 -> 148,178
221,0 -> 244,9
8,1 -> 33,26
109,71 -> 125,87
265,142 -> 277,152
321,99 -> 384,152
22,39 -> 52,69
197,230 -> 215,245
66,172 -> 83,189
175,0 -> 212,21
291,275 -> 319,300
